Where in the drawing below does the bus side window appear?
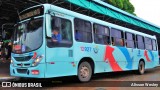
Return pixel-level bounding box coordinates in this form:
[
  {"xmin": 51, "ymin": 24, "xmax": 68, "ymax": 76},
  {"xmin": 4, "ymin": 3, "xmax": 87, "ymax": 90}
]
[
  {"xmin": 111, "ymin": 28, "xmax": 124, "ymax": 47},
  {"xmin": 75, "ymin": 30, "xmax": 81, "ymax": 41},
  {"xmin": 93, "ymin": 23, "xmax": 110, "ymax": 45},
  {"xmin": 152, "ymin": 39, "xmax": 157, "ymax": 51},
  {"xmin": 125, "ymin": 32, "xmax": 135, "ymax": 48},
  {"xmin": 47, "ymin": 16, "xmax": 73, "ymax": 47},
  {"xmin": 145, "ymin": 37, "xmax": 152, "ymax": 50},
  {"xmin": 74, "ymin": 18, "xmax": 92, "ymax": 43},
  {"xmin": 136, "ymin": 35, "xmax": 145, "ymax": 49}
]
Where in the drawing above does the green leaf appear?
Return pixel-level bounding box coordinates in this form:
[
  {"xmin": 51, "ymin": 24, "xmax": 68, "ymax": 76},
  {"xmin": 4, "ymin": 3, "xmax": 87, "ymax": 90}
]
[{"xmin": 104, "ymin": 0, "xmax": 136, "ymax": 15}]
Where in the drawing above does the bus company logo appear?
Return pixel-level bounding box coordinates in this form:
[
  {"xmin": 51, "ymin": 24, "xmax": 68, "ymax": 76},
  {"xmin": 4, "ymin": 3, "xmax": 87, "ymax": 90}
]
[
  {"xmin": 20, "ymin": 63, "xmax": 23, "ymax": 67},
  {"xmin": 93, "ymin": 46, "xmax": 99, "ymax": 54},
  {"xmin": 137, "ymin": 50, "xmax": 141, "ymax": 57}
]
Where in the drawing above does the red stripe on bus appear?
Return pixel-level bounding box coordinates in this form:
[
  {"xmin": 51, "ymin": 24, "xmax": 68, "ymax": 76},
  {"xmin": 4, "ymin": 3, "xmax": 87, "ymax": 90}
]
[
  {"xmin": 104, "ymin": 46, "xmax": 122, "ymax": 71},
  {"xmin": 144, "ymin": 50, "xmax": 151, "ymax": 62}
]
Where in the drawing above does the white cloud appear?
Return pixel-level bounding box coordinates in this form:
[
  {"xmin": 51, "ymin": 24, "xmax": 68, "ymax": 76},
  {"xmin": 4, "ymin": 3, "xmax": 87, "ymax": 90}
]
[{"xmin": 130, "ymin": 0, "xmax": 160, "ymax": 26}]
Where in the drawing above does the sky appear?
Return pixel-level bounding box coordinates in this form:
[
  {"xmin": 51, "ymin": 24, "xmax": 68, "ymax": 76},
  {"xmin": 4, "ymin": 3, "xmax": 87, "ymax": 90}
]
[{"xmin": 130, "ymin": 0, "xmax": 160, "ymax": 27}]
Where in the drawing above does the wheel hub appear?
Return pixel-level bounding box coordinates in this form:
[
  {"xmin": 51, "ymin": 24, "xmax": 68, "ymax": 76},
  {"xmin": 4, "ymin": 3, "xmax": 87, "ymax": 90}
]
[{"xmin": 80, "ymin": 66, "xmax": 89, "ymax": 78}]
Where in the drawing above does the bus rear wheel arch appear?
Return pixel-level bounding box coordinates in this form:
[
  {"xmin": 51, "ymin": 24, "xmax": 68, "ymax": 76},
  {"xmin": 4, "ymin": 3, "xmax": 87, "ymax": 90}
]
[
  {"xmin": 77, "ymin": 58, "xmax": 95, "ymax": 82},
  {"xmin": 138, "ymin": 59, "xmax": 145, "ymax": 75}
]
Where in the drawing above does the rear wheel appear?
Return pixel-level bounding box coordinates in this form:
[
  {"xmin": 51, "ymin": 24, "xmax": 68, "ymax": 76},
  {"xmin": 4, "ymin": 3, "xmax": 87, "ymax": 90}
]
[
  {"xmin": 78, "ymin": 62, "xmax": 92, "ymax": 82},
  {"xmin": 138, "ymin": 61, "xmax": 145, "ymax": 75}
]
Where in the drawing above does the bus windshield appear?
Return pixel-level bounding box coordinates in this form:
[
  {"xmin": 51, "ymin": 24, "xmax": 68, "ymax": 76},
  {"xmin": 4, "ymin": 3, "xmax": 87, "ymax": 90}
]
[{"xmin": 12, "ymin": 17, "xmax": 43, "ymax": 53}]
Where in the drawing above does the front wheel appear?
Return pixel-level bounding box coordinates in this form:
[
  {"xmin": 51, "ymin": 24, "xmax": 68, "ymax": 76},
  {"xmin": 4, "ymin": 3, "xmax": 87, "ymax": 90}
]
[
  {"xmin": 138, "ymin": 61, "xmax": 145, "ymax": 75},
  {"xmin": 78, "ymin": 62, "xmax": 92, "ymax": 82}
]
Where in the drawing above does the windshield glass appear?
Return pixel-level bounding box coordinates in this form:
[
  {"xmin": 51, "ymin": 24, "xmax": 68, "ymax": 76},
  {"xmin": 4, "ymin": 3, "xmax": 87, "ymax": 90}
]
[{"xmin": 12, "ymin": 17, "xmax": 43, "ymax": 53}]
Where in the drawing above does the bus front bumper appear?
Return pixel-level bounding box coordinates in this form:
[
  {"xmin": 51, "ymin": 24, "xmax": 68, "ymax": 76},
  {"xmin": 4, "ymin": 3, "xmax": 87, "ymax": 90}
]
[{"xmin": 10, "ymin": 63, "xmax": 45, "ymax": 78}]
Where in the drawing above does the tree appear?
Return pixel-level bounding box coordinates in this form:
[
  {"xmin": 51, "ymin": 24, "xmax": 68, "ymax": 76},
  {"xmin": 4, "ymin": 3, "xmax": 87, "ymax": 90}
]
[{"xmin": 104, "ymin": 0, "xmax": 136, "ymax": 15}]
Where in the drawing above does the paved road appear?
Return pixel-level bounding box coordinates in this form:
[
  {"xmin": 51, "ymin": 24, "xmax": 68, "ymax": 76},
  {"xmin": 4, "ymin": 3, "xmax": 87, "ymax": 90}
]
[
  {"xmin": 0, "ymin": 62, "xmax": 160, "ymax": 90},
  {"xmin": 0, "ymin": 60, "xmax": 10, "ymax": 77}
]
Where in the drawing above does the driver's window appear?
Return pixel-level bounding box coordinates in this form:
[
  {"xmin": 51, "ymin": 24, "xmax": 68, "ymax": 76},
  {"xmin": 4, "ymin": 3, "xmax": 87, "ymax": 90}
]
[{"xmin": 47, "ymin": 16, "xmax": 73, "ymax": 48}]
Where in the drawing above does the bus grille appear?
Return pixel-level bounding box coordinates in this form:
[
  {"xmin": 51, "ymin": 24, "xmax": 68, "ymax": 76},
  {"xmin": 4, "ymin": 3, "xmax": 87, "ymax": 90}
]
[
  {"xmin": 14, "ymin": 56, "xmax": 32, "ymax": 61},
  {"xmin": 17, "ymin": 63, "xmax": 31, "ymax": 67},
  {"xmin": 17, "ymin": 69, "xmax": 28, "ymax": 74}
]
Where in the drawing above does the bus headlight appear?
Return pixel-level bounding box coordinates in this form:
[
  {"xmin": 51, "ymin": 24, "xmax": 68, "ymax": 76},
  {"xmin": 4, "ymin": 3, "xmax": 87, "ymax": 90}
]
[
  {"xmin": 11, "ymin": 59, "xmax": 14, "ymax": 66},
  {"xmin": 11, "ymin": 59, "xmax": 13, "ymax": 63},
  {"xmin": 32, "ymin": 55, "xmax": 43, "ymax": 66}
]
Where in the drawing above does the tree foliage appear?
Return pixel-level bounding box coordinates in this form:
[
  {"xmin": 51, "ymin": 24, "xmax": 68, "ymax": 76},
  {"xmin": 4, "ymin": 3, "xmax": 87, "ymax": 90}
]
[{"xmin": 104, "ymin": 0, "xmax": 136, "ymax": 15}]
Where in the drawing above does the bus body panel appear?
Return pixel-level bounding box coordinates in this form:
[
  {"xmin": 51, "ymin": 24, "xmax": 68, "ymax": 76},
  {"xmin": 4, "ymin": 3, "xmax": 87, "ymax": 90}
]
[
  {"xmin": 45, "ymin": 47, "xmax": 77, "ymax": 77},
  {"xmin": 74, "ymin": 42, "xmax": 159, "ymax": 74}
]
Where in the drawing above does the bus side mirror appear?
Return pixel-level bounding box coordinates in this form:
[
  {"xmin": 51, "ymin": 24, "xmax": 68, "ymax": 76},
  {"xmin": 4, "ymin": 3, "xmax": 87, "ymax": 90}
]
[
  {"xmin": 46, "ymin": 14, "xmax": 52, "ymax": 37},
  {"xmin": 46, "ymin": 27, "xmax": 52, "ymax": 38}
]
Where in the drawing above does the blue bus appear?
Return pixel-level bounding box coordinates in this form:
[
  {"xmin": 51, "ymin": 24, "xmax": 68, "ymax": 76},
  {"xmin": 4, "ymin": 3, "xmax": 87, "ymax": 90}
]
[{"xmin": 10, "ymin": 4, "xmax": 159, "ymax": 82}]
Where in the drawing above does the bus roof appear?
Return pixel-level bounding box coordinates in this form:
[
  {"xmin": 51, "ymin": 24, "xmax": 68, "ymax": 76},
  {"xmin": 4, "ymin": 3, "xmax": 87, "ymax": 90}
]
[
  {"xmin": 19, "ymin": 4, "xmax": 156, "ymax": 39},
  {"xmin": 47, "ymin": 4, "xmax": 156, "ymax": 39}
]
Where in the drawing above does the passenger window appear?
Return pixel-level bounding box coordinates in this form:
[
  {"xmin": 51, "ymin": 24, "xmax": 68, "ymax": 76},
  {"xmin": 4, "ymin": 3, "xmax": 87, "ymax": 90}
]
[
  {"xmin": 152, "ymin": 39, "xmax": 157, "ymax": 51},
  {"xmin": 94, "ymin": 24, "xmax": 110, "ymax": 45},
  {"xmin": 136, "ymin": 35, "xmax": 145, "ymax": 49},
  {"xmin": 125, "ymin": 32, "xmax": 135, "ymax": 48},
  {"xmin": 111, "ymin": 28, "xmax": 124, "ymax": 46},
  {"xmin": 145, "ymin": 37, "xmax": 152, "ymax": 50},
  {"xmin": 47, "ymin": 16, "xmax": 73, "ymax": 48},
  {"xmin": 74, "ymin": 18, "xmax": 92, "ymax": 43}
]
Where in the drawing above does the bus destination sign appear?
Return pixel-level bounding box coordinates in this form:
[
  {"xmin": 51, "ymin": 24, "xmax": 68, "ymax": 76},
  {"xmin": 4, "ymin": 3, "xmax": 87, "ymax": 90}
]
[{"xmin": 19, "ymin": 6, "xmax": 44, "ymax": 20}]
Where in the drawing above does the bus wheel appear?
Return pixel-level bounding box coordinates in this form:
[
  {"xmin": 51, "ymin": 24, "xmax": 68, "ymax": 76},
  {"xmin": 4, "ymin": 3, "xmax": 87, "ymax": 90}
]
[
  {"xmin": 78, "ymin": 61, "xmax": 92, "ymax": 82},
  {"xmin": 138, "ymin": 61, "xmax": 145, "ymax": 75}
]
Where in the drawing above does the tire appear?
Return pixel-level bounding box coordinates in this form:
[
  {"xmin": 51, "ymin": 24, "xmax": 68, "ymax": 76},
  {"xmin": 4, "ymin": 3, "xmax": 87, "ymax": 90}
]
[
  {"xmin": 78, "ymin": 61, "xmax": 92, "ymax": 82},
  {"xmin": 138, "ymin": 61, "xmax": 145, "ymax": 75}
]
